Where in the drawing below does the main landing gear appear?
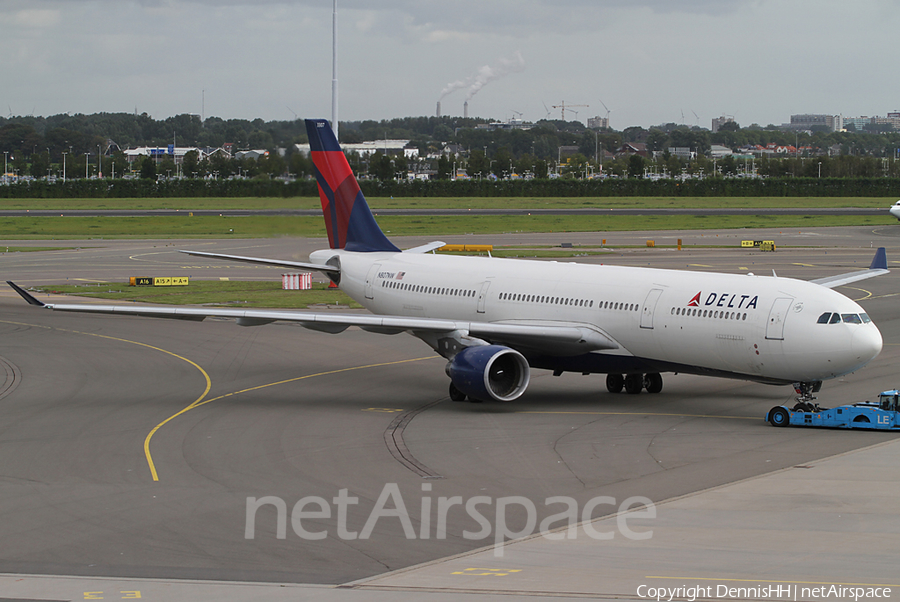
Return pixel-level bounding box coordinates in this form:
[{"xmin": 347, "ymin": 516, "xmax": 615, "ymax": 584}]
[{"xmin": 606, "ymin": 373, "xmax": 663, "ymax": 394}]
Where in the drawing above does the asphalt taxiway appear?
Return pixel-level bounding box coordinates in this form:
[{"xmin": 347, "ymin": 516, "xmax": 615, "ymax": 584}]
[{"xmin": 0, "ymin": 225, "xmax": 898, "ymax": 600}]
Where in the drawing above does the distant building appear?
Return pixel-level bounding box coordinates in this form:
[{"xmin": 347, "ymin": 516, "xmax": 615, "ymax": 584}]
[
  {"xmin": 874, "ymin": 115, "xmax": 900, "ymax": 131},
  {"xmin": 474, "ymin": 119, "xmax": 533, "ymax": 131},
  {"xmin": 711, "ymin": 115, "xmax": 735, "ymax": 133},
  {"xmin": 294, "ymin": 140, "xmax": 418, "ymax": 159},
  {"xmin": 843, "ymin": 117, "xmax": 871, "ymax": 131},
  {"xmin": 786, "ymin": 114, "xmax": 843, "ymax": 132},
  {"xmin": 709, "ymin": 145, "xmax": 733, "ymax": 159},
  {"xmin": 616, "ymin": 143, "xmax": 649, "ymax": 158},
  {"xmin": 587, "ymin": 116, "xmax": 609, "ymax": 129},
  {"xmin": 235, "ymin": 150, "xmax": 269, "ymax": 161},
  {"xmin": 558, "ymin": 146, "xmax": 581, "ymax": 160},
  {"xmin": 668, "ymin": 147, "xmax": 695, "ymax": 159},
  {"xmin": 123, "ymin": 146, "xmax": 206, "ymax": 165}
]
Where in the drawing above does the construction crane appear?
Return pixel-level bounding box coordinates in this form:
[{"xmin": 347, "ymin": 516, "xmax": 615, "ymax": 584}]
[
  {"xmin": 551, "ymin": 101, "xmax": 589, "ymax": 121},
  {"xmin": 599, "ymin": 100, "xmax": 611, "ymax": 128}
]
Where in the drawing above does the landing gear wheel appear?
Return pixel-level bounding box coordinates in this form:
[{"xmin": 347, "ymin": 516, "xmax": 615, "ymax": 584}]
[
  {"xmin": 449, "ymin": 382, "xmax": 467, "ymax": 402},
  {"xmin": 768, "ymin": 406, "xmax": 789, "ymax": 427},
  {"xmin": 644, "ymin": 373, "xmax": 663, "ymax": 394},
  {"xmin": 624, "ymin": 373, "xmax": 643, "ymax": 394},
  {"xmin": 606, "ymin": 373, "xmax": 624, "ymax": 393}
]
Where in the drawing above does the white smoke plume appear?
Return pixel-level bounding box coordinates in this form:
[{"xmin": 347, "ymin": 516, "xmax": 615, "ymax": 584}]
[{"xmin": 440, "ymin": 51, "xmax": 525, "ymax": 102}]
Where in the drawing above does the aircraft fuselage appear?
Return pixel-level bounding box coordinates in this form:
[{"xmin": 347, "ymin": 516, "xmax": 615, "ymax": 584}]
[{"xmin": 315, "ymin": 249, "xmax": 882, "ymax": 386}]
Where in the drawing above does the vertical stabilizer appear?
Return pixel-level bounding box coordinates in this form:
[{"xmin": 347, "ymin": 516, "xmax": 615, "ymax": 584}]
[{"xmin": 305, "ymin": 119, "xmax": 400, "ymax": 252}]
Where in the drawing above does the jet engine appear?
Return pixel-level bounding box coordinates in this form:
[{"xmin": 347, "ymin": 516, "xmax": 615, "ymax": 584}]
[{"xmin": 446, "ymin": 345, "xmax": 530, "ymax": 402}]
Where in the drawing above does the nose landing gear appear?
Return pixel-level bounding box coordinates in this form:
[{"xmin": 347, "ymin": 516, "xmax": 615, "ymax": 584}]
[{"xmin": 791, "ymin": 380, "xmax": 823, "ymax": 412}]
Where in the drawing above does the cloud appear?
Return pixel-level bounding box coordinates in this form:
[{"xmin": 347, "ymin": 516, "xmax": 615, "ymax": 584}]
[{"xmin": 9, "ymin": 8, "xmax": 61, "ymax": 27}]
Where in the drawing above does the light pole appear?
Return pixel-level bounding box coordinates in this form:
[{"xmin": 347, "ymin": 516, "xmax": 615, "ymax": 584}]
[
  {"xmin": 818, "ymin": 162, "xmax": 822, "ymax": 178},
  {"xmin": 98, "ymin": 144, "xmax": 102, "ymax": 178},
  {"xmin": 85, "ymin": 153, "xmax": 89, "ymax": 179},
  {"xmin": 3, "ymin": 151, "xmax": 7, "ymax": 184},
  {"xmin": 62, "ymin": 152, "xmax": 67, "ymax": 182}
]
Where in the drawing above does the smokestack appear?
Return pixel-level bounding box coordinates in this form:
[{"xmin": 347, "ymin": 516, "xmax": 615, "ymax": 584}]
[
  {"xmin": 436, "ymin": 101, "xmax": 441, "ymax": 118},
  {"xmin": 464, "ymin": 100, "xmax": 468, "ymax": 119}
]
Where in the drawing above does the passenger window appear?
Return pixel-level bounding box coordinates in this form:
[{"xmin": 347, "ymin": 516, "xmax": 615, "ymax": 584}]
[
  {"xmin": 829, "ymin": 313, "xmax": 842, "ymax": 324},
  {"xmin": 817, "ymin": 312, "xmax": 831, "ymax": 324}
]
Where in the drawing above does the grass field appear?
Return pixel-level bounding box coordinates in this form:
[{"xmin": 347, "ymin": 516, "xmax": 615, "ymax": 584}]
[
  {"xmin": 0, "ymin": 196, "xmax": 894, "ymax": 239},
  {"xmin": 0, "ymin": 212, "xmax": 892, "ymax": 239},
  {"xmin": 0, "ymin": 196, "xmax": 895, "ymax": 211},
  {"xmin": 31, "ymin": 280, "xmax": 362, "ymax": 309}
]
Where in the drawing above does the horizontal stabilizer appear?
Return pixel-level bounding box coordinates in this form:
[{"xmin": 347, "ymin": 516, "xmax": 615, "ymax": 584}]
[
  {"xmin": 403, "ymin": 241, "xmax": 446, "ymax": 254},
  {"xmin": 179, "ymin": 250, "xmax": 339, "ymax": 275},
  {"xmin": 811, "ymin": 247, "xmax": 889, "ymax": 289}
]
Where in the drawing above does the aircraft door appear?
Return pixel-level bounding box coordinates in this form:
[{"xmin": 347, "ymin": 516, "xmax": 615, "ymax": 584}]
[
  {"xmin": 364, "ymin": 263, "xmax": 381, "ymax": 299},
  {"xmin": 765, "ymin": 297, "xmax": 793, "ymax": 340},
  {"xmin": 477, "ymin": 280, "xmax": 492, "ymax": 313},
  {"xmin": 640, "ymin": 288, "xmax": 664, "ymax": 329}
]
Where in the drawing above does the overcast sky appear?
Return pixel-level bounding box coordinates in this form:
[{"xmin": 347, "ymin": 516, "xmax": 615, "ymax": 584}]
[{"xmin": 2, "ymin": 0, "xmax": 898, "ymax": 130}]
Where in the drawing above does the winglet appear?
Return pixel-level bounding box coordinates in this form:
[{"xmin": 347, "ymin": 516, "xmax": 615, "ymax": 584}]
[
  {"xmin": 7, "ymin": 281, "xmax": 45, "ymax": 307},
  {"xmin": 870, "ymin": 247, "xmax": 888, "ymax": 270}
]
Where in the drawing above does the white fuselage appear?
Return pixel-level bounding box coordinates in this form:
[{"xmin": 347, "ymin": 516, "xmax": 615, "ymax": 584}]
[
  {"xmin": 890, "ymin": 201, "xmax": 900, "ymax": 220},
  {"xmin": 312, "ymin": 249, "xmax": 883, "ymax": 385}
]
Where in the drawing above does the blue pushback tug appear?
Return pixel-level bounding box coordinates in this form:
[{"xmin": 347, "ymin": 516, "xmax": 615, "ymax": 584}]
[{"xmin": 767, "ymin": 389, "xmax": 900, "ymax": 429}]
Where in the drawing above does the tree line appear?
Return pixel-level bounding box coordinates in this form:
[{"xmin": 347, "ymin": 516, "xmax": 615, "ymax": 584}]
[
  {"xmin": 4, "ymin": 112, "xmax": 900, "ymax": 184},
  {"xmin": 4, "ymin": 176, "xmax": 900, "ymax": 199}
]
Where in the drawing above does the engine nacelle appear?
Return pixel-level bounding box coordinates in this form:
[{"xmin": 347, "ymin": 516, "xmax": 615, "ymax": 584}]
[{"xmin": 447, "ymin": 345, "xmax": 530, "ymax": 402}]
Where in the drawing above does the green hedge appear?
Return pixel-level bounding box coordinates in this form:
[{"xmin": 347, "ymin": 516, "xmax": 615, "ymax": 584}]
[{"xmin": 2, "ymin": 176, "xmax": 900, "ymax": 199}]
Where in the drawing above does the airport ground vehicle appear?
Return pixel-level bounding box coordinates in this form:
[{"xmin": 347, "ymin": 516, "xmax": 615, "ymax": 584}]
[{"xmin": 766, "ymin": 389, "xmax": 900, "ymax": 429}]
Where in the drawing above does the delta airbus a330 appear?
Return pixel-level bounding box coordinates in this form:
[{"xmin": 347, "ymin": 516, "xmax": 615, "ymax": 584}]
[{"xmin": 9, "ymin": 119, "xmax": 887, "ymax": 404}]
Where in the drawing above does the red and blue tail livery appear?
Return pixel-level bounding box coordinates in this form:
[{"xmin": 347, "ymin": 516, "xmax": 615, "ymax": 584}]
[{"xmin": 306, "ymin": 119, "xmax": 399, "ymax": 253}]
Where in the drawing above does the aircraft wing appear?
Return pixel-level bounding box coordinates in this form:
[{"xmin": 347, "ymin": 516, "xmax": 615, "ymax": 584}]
[
  {"xmin": 7, "ymin": 282, "xmax": 618, "ymax": 354},
  {"xmin": 178, "ymin": 250, "xmax": 339, "ymax": 275},
  {"xmin": 810, "ymin": 247, "xmax": 888, "ymax": 289}
]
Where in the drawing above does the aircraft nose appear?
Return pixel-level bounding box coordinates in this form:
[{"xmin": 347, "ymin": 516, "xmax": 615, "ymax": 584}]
[{"xmin": 852, "ymin": 325, "xmax": 883, "ymax": 363}]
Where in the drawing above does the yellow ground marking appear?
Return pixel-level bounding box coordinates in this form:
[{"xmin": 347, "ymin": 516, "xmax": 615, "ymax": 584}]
[
  {"xmin": 647, "ymin": 576, "xmax": 900, "ymax": 587},
  {"xmin": 0, "ymin": 317, "xmax": 438, "ymax": 481},
  {"xmin": 843, "ymin": 286, "xmax": 873, "ymax": 301},
  {"xmin": 687, "ymin": 264, "xmax": 713, "ymax": 268},
  {"xmin": 0, "ymin": 318, "xmax": 213, "ymax": 482},
  {"xmin": 451, "ymin": 568, "xmax": 523, "ymax": 576},
  {"xmin": 520, "ymin": 411, "xmax": 757, "ymax": 420},
  {"xmin": 145, "ymin": 355, "xmax": 438, "ymax": 481},
  {"xmin": 792, "ymin": 262, "xmax": 816, "ymax": 267}
]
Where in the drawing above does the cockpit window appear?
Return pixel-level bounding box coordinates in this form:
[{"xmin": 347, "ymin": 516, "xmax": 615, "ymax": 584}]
[{"xmin": 819, "ymin": 312, "xmax": 869, "ymax": 325}]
